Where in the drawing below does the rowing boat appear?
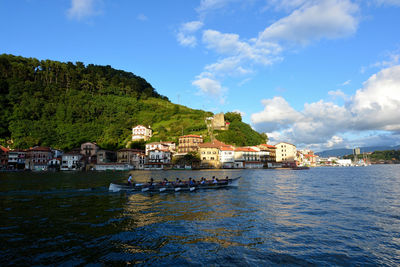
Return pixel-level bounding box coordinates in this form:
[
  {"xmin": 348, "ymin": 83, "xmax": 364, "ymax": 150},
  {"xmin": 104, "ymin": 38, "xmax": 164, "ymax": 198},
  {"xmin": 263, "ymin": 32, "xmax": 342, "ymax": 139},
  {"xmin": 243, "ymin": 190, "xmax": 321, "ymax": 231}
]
[{"xmin": 108, "ymin": 176, "xmax": 241, "ymax": 193}]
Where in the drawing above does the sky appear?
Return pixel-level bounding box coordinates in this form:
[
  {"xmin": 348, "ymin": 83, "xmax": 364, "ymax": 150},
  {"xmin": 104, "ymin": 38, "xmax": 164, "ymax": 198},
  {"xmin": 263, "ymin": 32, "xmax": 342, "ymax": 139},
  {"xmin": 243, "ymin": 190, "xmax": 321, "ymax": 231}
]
[{"xmin": 1, "ymin": 0, "xmax": 400, "ymax": 151}]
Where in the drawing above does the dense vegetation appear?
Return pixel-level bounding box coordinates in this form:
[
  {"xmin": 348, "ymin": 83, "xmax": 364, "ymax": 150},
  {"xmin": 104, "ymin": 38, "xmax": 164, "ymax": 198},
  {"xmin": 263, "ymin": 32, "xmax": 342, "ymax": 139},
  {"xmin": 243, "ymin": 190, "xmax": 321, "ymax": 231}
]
[
  {"xmin": 370, "ymin": 150, "xmax": 400, "ymax": 161},
  {"xmin": 343, "ymin": 150, "xmax": 400, "ymax": 162},
  {"xmin": 216, "ymin": 112, "xmax": 268, "ymax": 146},
  {"xmin": 0, "ymin": 54, "xmax": 266, "ymax": 150}
]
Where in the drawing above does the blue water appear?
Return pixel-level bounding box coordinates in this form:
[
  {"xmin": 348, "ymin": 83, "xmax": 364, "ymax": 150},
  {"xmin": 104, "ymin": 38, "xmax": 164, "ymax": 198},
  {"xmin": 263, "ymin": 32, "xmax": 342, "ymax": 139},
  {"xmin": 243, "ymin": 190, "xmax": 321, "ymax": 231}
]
[{"xmin": 1, "ymin": 165, "xmax": 400, "ymax": 266}]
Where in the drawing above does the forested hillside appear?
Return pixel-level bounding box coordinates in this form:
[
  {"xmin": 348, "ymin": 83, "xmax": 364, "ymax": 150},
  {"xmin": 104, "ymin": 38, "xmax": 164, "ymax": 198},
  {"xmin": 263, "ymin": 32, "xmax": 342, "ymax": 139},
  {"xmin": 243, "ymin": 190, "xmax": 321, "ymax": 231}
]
[{"xmin": 0, "ymin": 54, "xmax": 266, "ymax": 150}]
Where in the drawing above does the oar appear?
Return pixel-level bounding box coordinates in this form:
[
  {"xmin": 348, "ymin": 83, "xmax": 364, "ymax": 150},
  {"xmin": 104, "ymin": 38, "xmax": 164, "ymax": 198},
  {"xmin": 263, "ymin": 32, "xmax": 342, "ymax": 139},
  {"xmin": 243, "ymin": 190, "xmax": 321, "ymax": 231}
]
[
  {"xmin": 190, "ymin": 187, "xmax": 196, "ymax": 191},
  {"xmin": 141, "ymin": 188, "xmax": 149, "ymax": 192},
  {"xmin": 175, "ymin": 187, "xmax": 181, "ymax": 192},
  {"xmin": 159, "ymin": 188, "xmax": 166, "ymax": 192}
]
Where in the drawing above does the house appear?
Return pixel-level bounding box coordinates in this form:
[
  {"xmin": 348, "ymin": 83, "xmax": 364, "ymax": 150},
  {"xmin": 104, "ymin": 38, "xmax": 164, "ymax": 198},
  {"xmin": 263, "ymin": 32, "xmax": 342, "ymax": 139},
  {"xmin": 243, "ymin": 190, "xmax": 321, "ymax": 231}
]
[
  {"xmin": 48, "ymin": 158, "xmax": 61, "ymax": 170},
  {"xmin": 258, "ymin": 144, "xmax": 276, "ymax": 163},
  {"xmin": 178, "ymin": 135, "xmax": 203, "ymax": 154},
  {"xmin": 61, "ymin": 153, "xmax": 84, "ymax": 171},
  {"xmin": 96, "ymin": 150, "xmax": 117, "ymax": 164},
  {"xmin": 117, "ymin": 148, "xmax": 146, "ymax": 170},
  {"xmin": 198, "ymin": 140, "xmax": 226, "ymax": 168},
  {"xmin": 0, "ymin": 146, "xmax": 9, "ymax": 169},
  {"xmin": 25, "ymin": 147, "xmax": 52, "ymax": 171},
  {"xmin": 8, "ymin": 149, "xmax": 27, "ymax": 170},
  {"xmin": 145, "ymin": 149, "xmax": 171, "ymax": 170},
  {"xmin": 80, "ymin": 142, "xmax": 99, "ymax": 164},
  {"xmin": 298, "ymin": 149, "xmax": 317, "ymax": 167},
  {"xmin": 234, "ymin": 147, "xmax": 263, "ymax": 169},
  {"xmin": 275, "ymin": 142, "xmax": 297, "ymax": 167},
  {"xmin": 132, "ymin": 125, "xmax": 152, "ymax": 141},
  {"xmin": 145, "ymin": 142, "xmax": 176, "ymax": 155},
  {"xmin": 219, "ymin": 146, "xmax": 235, "ymax": 168}
]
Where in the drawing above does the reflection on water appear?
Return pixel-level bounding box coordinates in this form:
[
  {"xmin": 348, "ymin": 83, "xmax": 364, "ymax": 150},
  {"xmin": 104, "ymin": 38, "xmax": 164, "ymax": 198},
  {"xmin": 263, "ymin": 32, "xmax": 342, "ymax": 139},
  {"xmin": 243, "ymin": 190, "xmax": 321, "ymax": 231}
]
[{"xmin": 1, "ymin": 166, "xmax": 400, "ymax": 265}]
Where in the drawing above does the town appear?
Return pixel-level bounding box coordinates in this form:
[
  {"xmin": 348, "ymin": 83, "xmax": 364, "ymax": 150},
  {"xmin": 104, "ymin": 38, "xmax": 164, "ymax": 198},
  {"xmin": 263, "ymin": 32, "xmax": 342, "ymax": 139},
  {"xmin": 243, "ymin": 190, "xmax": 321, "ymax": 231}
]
[{"xmin": 0, "ymin": 121, "xmax": 369, "ymax": 171}]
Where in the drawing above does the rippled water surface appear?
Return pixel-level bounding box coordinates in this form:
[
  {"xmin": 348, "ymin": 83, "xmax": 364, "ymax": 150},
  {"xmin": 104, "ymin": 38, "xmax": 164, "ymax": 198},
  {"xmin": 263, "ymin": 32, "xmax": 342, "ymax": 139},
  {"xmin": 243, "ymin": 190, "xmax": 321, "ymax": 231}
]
[{"xmin": 1, "ymin": 165, "xmax": 400, "ymax": 266}]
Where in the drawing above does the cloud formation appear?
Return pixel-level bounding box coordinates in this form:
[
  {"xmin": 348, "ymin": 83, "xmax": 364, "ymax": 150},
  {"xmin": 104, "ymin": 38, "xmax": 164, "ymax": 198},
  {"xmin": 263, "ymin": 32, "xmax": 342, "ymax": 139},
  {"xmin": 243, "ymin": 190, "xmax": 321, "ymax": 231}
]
[
  {"xmin": 251, "ymin": 65, "xmax": 400, "ymax": 148},
  {"xmin": 67, "ymin": 0, "xmax": 101, "ymax": 20},
  {"xmin": 177, "ymin": 21, "xmax": 204, "ymax": 47},
  {"xmin": 260, "ymin": 0, "xmax": 359, "ymax": 44},
  {"xmin": 192, "ymin": 76, "xmax": 227, "ymax": 104},
  {"xmin": 184, "ymin": 0, "xmax": 360, "ymax": 104}
]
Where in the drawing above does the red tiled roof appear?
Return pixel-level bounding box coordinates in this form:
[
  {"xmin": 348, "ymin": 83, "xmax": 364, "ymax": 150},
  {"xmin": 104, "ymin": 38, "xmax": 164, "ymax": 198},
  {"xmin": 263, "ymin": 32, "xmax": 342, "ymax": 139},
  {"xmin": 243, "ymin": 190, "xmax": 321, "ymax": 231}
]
[
  {"xmin": 235, "ymin": 147, "xmax": 257, "ymax": 152},
  {"xmin": 220, "ymin": 146, "xmax": 234, "ymax": 151},
  {"xmin": 198, "ymin": 140, "xmax": 227, "ymax": 149},
  {"xmin": 180, "ymin": 135, "xmax": 202, "ymax": 138}
]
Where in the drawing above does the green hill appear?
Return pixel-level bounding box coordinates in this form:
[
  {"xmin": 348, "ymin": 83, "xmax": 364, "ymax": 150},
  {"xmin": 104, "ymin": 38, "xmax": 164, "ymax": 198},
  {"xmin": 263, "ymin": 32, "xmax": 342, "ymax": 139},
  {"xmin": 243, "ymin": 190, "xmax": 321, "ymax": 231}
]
[{"xmin": 0, "ymin": 54, "xmax": 266, "ymax": 150}]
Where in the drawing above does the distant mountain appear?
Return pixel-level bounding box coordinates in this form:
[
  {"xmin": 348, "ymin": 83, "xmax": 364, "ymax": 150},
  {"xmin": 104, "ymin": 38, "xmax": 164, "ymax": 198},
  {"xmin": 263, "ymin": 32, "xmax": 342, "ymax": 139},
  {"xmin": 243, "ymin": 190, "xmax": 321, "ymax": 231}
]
[{"xmin": 316, "ymin": 145, "xmax": 400, "ymax": 157}]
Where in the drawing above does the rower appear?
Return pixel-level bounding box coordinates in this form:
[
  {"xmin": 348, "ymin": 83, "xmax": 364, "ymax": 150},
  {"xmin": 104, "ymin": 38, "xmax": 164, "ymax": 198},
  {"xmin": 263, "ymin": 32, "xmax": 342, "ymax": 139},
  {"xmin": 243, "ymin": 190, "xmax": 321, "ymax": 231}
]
[
  {"xmin": 200, "ymin": 177, "xmax": 205, "ymax": 184},
  {"xmin": 163, "ymin": 178, "xmax": 169, "ymax": 186},
  {"xmin": 212, "ymin": 177, "xmax": 218, "ymax": 184},
  {"xmin": 127, "ymin": 174, "xmax": 133, "ymax": 186},
  {"xmin": 189, "ymin": 177, "xmax": 195, "ymax": 186}
]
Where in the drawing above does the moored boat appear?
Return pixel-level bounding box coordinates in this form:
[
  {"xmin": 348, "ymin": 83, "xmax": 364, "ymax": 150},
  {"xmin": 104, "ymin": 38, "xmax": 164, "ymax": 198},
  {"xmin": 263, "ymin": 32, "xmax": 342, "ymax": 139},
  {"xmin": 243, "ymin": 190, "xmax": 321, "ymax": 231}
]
[{"xmin": 109, "ymin": 176, "xmax": 241, "ymax": 193}]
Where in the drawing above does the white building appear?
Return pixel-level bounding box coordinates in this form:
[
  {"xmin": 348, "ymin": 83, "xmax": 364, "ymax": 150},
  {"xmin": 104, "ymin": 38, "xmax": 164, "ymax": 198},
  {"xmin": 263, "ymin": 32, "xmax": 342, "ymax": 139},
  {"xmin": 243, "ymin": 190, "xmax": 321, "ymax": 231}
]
[
  {"xmin": 219, "ymin": 146, "xmax": 235, "ymax": 168},
  {"xmin": 275, "ymin": 142, "xmax": 297, "ymax": 167},
  {"xmin": 145, "ymin": 142, "xmax": 176, "ymax": 155},
  {"xmin": 337, "ymin": 159, "xmax": 352, "ymax": 166},
  {"xmin": 132, "ymin": 125, "xmax": 152, "ymax": 141},
  {"xmin": 61, "ymin": 153, "xmax": 84, "ymax": 171},
  {"xmin": 145, "ymin": 149, "xmax": 171, "ymax": 169},
  {"xmin": 234, "ymin": 147, "xmax": 263, "ymax": 169}
]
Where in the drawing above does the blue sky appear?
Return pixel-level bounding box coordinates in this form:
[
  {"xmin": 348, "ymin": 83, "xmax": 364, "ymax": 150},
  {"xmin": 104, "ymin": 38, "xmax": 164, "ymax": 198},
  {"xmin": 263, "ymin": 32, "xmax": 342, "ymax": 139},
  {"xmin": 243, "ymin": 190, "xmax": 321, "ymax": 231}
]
[{"xmin": 1, "ymin": 0, "xmax": 400, "ymax": 151}]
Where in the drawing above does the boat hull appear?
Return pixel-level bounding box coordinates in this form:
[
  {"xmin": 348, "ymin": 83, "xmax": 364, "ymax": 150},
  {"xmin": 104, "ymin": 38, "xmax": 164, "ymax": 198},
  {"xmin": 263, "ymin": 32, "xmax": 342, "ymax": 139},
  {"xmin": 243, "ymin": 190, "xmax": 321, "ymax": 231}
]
[{"xmin": 109, "ymin": 177, "xmax": 241, "ymax": 193}]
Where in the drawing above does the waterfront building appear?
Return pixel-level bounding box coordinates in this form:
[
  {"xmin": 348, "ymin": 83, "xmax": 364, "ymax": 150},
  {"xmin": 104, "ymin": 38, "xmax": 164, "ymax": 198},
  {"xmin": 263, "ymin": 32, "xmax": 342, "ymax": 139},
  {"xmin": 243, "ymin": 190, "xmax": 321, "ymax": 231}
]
[
  {"xmin": 145, "ymin": 149, "xmax": 171, "ymax": 169},
  {"xmin": 48, "ymin": 158, "xmax": 61, "ymax": 170},
  {"xmin": 25, "ymin": 147, "xmax": 52, "ymax": 171},
  {"xmin": 132, "ymin": 125, "xmax": 152, "ymax": 141},
  {"xmin": 8, "ymin": 149, "xmax": 27, "ymax": 170},
  {"xmin": 117, "ymin": 148, "xmax": 146, "ymax": 170},
  {"xmin": 234, "ymin": 147, "xmax": 263, "ymax": 169},
  {"xmin": 61, "ymin": 153, "xmax": 84, "ymax": 171},
  {"xmin": 298, "ymin": 149, "xmax": 317, "ymax": 167},
  {"xmin": 198, "ymin": 141, "xmax": 224, "ymax": 168},
  {"xmin": 80, "ymin": 142, "xmax": 99, "ymax": 164},
  {"xmin": 0, "ymin": 145, "xmax": 9, "ymax": 169},
  {"xmin": 275, "ymin": 142, "xmax": 297, "ymax": 167},
  {"xmin": 96, "ymin": 150, "xmax": 117, "ymax": 164},
  {"xmin": 178, "ymin": 135, "xmax": 203, "ymax": 154},
  {"xmin": 219, "ymin": 146, "xmax": 235, "ymax": 168},
  {"xmin": 145, "ymin": 142, "xmax": 176, "ymax": 155}
]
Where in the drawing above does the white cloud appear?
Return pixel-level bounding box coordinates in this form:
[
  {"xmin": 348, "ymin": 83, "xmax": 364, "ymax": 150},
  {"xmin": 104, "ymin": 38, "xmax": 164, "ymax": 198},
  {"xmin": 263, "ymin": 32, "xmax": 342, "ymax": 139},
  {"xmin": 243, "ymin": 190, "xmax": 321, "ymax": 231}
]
[
  {"xmin": 341, "ymin": 80, "xmax": 351, "ymax": 86},
  {"xmin": 197, "ymin": 0, "xmax": 238, "ymax": 14},
  {"xmin": 325, "ymin": 135, "xmax": 344, "ymax": 148},
  {"xmin": 176, "ymin": 21, "xmax": 204, "ymax": 47},
  {"xmin": 350, "ymin": 65, "xmax": 400, "ymax": 131},
  {"xmin": 251, "ymin": 96, "xmax": 302, "ymax": 131},
  {"xmin": 251, "ymin": 65, "xmax": 400, "ymax": 148},
  {"xmin": 67, "ymin": 0, "xmax": 101, "ymax": 20},
  {"xmin": 260, "ymin": 0, "xmax": 359, "ymax": 44},
  {"xmin": 192, "ymin": 76, "xmax": 227, "ymax": 104},
  {"xmin": 328, "ymin": 89, "xmax": 347, "ymax": 99}
]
